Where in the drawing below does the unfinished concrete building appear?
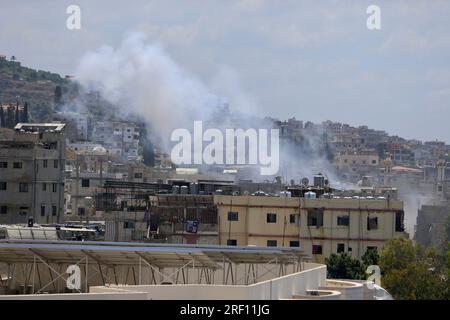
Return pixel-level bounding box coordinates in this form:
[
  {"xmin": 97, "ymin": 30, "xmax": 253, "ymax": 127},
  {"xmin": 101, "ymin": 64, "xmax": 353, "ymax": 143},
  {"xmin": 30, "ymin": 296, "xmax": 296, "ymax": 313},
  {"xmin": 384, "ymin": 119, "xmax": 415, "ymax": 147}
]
[
  {"xmin": 415, "ymin": 203, "xmax": 450, "ymax": 248},
  {"xmin": 148, "ymin": 194, "xmax": 218, "ymax": 245},
  {"xmin": 0, "ymin": 123, "xmax": 66, "ymax": 225}
]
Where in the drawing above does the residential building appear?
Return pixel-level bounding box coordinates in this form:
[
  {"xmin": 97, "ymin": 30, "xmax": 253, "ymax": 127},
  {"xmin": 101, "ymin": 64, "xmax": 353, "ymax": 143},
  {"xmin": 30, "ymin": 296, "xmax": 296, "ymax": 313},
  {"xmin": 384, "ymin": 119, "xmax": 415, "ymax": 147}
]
[
  {"xmin": 415, "ymin": 203, "xmax": 450, "ymax": 248},
  {"xmin": 215, "ymin": 195, "xmax": 407, "ymax": 263},
  {"xmin": 92, "ymin": 121, "xmax": 140, "ymax": 161},
  {"xmin": 0, "ymin": 123, "xmax": 66, "ymax": 224}
]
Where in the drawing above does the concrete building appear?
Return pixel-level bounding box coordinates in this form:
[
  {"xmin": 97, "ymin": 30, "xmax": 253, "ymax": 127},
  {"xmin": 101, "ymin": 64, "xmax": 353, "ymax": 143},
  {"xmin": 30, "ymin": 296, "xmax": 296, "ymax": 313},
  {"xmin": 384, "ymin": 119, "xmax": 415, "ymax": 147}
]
[
  {"xmin": 92, "ymin": 121, "xmax": 140, "ymax": 162},
  {"xmin": 0, "ymin": 123, "xmax": 66, "ymax": 224},
  {"xmin": 334, "ymin": 150, "xmax": 379, "ymax": 181},
  {"xmin": 415, "ymin": 203, "xmax": 450, "ymax": 248},
  {"xmin": 54, "ymin": 112, "xmax": 88, "ymax": 142},
  {"xmin": 215, "ymin": 195, "xmax": 407, "ymax": 262}
]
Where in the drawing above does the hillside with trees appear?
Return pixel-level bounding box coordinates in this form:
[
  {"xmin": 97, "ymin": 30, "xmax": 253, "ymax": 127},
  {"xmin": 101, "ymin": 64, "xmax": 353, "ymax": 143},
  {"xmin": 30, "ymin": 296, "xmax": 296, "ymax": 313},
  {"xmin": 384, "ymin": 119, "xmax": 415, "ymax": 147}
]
[{"xmin": 0, "ymin": 55, "xmax": 69, "ymax": 123}]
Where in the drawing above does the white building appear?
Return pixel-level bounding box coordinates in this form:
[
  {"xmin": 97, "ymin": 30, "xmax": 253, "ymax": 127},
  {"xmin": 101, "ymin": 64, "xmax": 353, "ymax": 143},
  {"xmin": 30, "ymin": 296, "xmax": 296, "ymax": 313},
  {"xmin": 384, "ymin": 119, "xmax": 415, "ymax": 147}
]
[{"xmin": 92, "ymin": 121, "xmax": 140, "ymax": 161}]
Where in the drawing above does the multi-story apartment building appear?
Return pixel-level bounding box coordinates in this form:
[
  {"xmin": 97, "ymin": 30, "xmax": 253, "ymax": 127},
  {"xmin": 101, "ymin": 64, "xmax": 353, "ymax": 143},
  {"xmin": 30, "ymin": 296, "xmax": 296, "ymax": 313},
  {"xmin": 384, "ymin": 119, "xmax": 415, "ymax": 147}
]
[
  {"xmin": 334, "ymin": 150, "xmax": 380, "ymax": 181},
  {"xmin": 92, "ymin": 121, "xmax": 140, "ymax": 161},
  {"xmin": 102, "ymin": 190, "xmax": 407, "ymax": 263},
  {"xmin": 215, "ymin": 195, "xmax": 407, "ymax": 263},
  {"xmin": 54, "ymin": 111, "xmax": 88, "ymax": 142},
  {"xmin": 0, "ymin": 123, "xmax": 66, "ymax": 224}
]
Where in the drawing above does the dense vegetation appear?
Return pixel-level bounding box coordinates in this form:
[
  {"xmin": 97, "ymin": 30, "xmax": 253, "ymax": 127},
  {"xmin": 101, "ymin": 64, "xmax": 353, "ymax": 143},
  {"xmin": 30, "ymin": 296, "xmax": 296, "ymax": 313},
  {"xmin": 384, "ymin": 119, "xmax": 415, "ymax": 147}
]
[
  {"xmin": 0, "ymin": 57, "xmax": 67, "ymax": 84},
  {"xmin": 326, "ymin": 237, "xmax": 450, "ymax": 300}
]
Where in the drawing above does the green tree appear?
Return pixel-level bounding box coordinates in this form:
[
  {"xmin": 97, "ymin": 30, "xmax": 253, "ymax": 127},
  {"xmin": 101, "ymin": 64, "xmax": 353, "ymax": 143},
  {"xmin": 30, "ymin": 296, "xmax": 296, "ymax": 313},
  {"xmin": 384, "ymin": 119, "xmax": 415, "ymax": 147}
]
[
  {"xmin": 325, "ymin": 253, "xmax": 365, "ymax": 280},
  {"xmin": 14, "ymin": 103, "xmax": 19, "ymax": 125},
  {"xmin": 362, "ymin": 247, "xmax": 380, "ymax": 269},
  {"xmin": 21, "ymin": 102, "xmax": 29, "ymax": 122},
  {"xmin": 379, "ymin": 238, "xmax": 448, "ymax": 300},
  {"xmin": 0, "ymin": 107, "xmax": 4, "ymax": 127}
]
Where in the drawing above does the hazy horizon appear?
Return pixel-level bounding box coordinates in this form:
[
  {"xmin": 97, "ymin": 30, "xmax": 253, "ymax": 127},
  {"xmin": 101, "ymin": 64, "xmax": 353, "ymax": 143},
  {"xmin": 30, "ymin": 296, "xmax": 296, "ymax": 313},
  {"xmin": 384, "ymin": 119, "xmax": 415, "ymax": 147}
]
[{"xmin": 1, "ymin": 0, "xmax": 449, "ymax": 142}]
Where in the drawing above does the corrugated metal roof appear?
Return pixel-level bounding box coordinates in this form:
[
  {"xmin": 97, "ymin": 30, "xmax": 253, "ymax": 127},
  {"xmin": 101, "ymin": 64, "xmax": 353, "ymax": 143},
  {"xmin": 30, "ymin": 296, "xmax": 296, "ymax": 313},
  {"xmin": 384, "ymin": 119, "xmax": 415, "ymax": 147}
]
[{"xmin": 0, "ymin": 240, "xmax": 307, "ymax": 269}]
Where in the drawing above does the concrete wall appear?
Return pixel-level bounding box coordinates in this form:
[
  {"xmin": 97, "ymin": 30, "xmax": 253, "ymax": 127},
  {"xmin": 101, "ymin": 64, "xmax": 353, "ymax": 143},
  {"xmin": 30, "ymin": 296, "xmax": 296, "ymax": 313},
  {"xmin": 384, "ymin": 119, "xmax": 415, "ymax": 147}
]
[
  {"xmin": 0, "ymin": 291, "xmax": 147, "ymax": 300},
  {"xmin": 320, "ymin": 279, "xmax": 364, "ymax": 300},
  {"xmin": 89, "ymin": 263, "xmax": 327, "ymax": 300}
]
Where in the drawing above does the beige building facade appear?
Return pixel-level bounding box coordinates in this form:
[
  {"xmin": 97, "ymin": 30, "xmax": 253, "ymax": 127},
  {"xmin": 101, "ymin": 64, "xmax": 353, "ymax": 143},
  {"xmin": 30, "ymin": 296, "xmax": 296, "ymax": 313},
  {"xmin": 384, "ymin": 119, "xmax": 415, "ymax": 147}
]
[{"xmin": 215, "ymin": 195, "xmax": 407, "ymax": 262}]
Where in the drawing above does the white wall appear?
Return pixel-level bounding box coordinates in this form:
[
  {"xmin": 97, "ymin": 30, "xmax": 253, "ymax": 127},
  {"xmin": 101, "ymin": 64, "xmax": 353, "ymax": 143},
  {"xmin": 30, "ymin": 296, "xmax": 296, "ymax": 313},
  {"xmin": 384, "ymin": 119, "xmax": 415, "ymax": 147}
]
[{"xmin": 90, "ymin": 263, "xmax": 327, "ymax": 300}]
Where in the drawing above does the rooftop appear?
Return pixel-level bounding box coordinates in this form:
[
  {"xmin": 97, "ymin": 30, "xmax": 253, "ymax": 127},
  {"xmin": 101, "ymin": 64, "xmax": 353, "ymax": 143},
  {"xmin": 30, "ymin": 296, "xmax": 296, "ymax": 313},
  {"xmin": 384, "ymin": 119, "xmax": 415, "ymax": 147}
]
[{"xmin": 14, "ymin": 123, "xmax": 66, "ymax": 133}]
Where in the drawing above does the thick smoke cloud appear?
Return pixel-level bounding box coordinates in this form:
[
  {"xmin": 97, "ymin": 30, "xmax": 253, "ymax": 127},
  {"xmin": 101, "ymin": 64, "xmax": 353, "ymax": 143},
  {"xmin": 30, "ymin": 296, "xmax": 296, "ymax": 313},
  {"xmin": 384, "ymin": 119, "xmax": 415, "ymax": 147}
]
[
  {"xmin": 73, "ymin": 32, "xmax": 343, "ymax": 184},
  {"xmin": 75, "ymin": 32, "xmax": 219, "ymax": 149}
]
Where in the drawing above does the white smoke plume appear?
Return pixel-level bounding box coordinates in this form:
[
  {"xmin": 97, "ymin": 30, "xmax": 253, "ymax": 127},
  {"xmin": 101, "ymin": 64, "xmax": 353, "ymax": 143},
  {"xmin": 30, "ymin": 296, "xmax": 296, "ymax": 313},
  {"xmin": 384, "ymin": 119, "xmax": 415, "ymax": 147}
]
[
  {"xmin": 73, "ymin": 32, "xmax": 344, "ymax": 184},
  {"xmin": 75, "ymin": 32, "xmax": 219, "ymax": 149}
]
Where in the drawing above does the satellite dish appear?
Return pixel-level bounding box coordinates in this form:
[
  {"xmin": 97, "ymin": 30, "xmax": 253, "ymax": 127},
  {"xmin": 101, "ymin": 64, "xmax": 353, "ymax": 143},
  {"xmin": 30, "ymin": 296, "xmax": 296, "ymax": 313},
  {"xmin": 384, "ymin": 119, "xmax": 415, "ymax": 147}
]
[{"xmin": 301, "ymin": 177, "xmax": 309, "ymax": 186}]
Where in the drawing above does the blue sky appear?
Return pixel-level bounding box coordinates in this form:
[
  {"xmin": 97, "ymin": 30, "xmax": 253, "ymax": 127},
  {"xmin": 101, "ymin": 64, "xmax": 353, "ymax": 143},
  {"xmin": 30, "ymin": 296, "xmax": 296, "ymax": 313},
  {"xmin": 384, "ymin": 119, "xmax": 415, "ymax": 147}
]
[{"xmin": 1, "ymin": 0, "xmax": 449, "ymax": 142}]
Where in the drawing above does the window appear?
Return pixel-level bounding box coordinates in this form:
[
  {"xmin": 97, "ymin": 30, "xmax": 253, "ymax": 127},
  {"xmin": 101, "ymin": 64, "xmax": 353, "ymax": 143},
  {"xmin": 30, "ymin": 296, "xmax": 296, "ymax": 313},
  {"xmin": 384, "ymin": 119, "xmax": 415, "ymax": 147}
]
[
  {"xmin": 337, "ymin": 243, "xmax": 345, "ymax": 253},
  {"xmin": 19, "ymin": 183, "xmax": 28, "ymax": 192},
  {"xmin": 0, "ymin": 182, "xmax": 6, "ymax": 190},
  {"xmin": 19, "ymin": 207, "xmax": 28, "ymax": 216},
  {"xmin": 312, "ymin": 245, "xmax": 322, "ymax": 255},
  {"xmin": 42, "ymin": 183, "xmax": 47, "ymax": 191},
  {"xmin": 54, "ymin": 160, "xmax": 58, "ymax": 168},
  {"xmin": 81, "ymin": 179, "xmax": 90, "ymax": 188},
  {"xmin": 134, "ymin": 173, "xmax": 143, "ymax": 179},
  {"xmin": 307, "ymin": 209, "xmax": 324, "ymax": 227},
  {"xmin": 78, "ymin": 207, "xmax": 85, "ymax": 216},
  {"xmin": 52, "ymin": 183, "xmax": 57, "ymax": 193},
  {"xmin": 40, "ymin": 205, "xmax": 46, "ymax": 217},
  {"xmin": 52, "ymin": 206, "xmax": 57, "ymax": 216},
  {"xmin": 367, "ymin": 216, "xmax": 378, "ymax": 230},
  {"xmin": 289, "ymin": 241, "xmax": 300, "ymax": 247},
  {"xmin": 395, "ymin": 211, "xmax": 405, "ymax": 232},
  {"xmin": 227, "ymin": 239, "xmax": 237, "ymax": 246},
  {"xmin": 13, "ymin": 162, "xmax": 23, "ymax": 169},
  {"xmin": 290, "ymin": 214, "xmax": 299, "ymax": 224},
  {"xmin": 43, "ymin": 160, "xmax": 48, "ymax": 168},
  {"xmin": 372, "ymin": 160, "xmax": 377, "ymax": 164},
  {"xmin": 228, "ymin": 211, "xmax": 238, "ymax": 221},
  {"xmin": 0, "ymin": 206, "xmax": 7, "ymax": 214},
  {"xmin": 124, "ymin": 221, "xmax": 135, "ymax": 229},
  {"xmin": 266, "ymin": 213, "xmax": 277, "ymax": 223},
  {"xmin": 0, "ymin": 162, "xmax": 7, "ymax": 168},
  {"xmin": 337, "ymin": 215, "xmax": 350, "ymax": 226},
  {"xmin": 267, "ymin": 240, "xmax": 277, "ymax": 247}
]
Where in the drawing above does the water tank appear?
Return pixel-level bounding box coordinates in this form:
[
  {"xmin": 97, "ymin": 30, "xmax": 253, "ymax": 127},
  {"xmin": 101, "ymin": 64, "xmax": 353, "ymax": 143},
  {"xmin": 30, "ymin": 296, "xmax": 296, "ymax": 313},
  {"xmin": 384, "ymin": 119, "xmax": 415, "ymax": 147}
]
[
  {"xmin": 172, "ymin": 185, "xmax": 180, "ymax": 194},
  {"xmin": 189, "ymin": 183, "xmax": 199, "ymax": 195},
  {"xmin": 314, "ymin": 174, "xmax": 325, "ymax": 187},
  {"xmin": 279, "ymin": 191, "xmax": 292, "ymax": 198},
  {"xmin": 305, "ymin": 191, "xmax": 317, "ymax": 199},
  {"xmin": 180, "ymin": 186, "xmax": 189, "ymax": 194}
]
